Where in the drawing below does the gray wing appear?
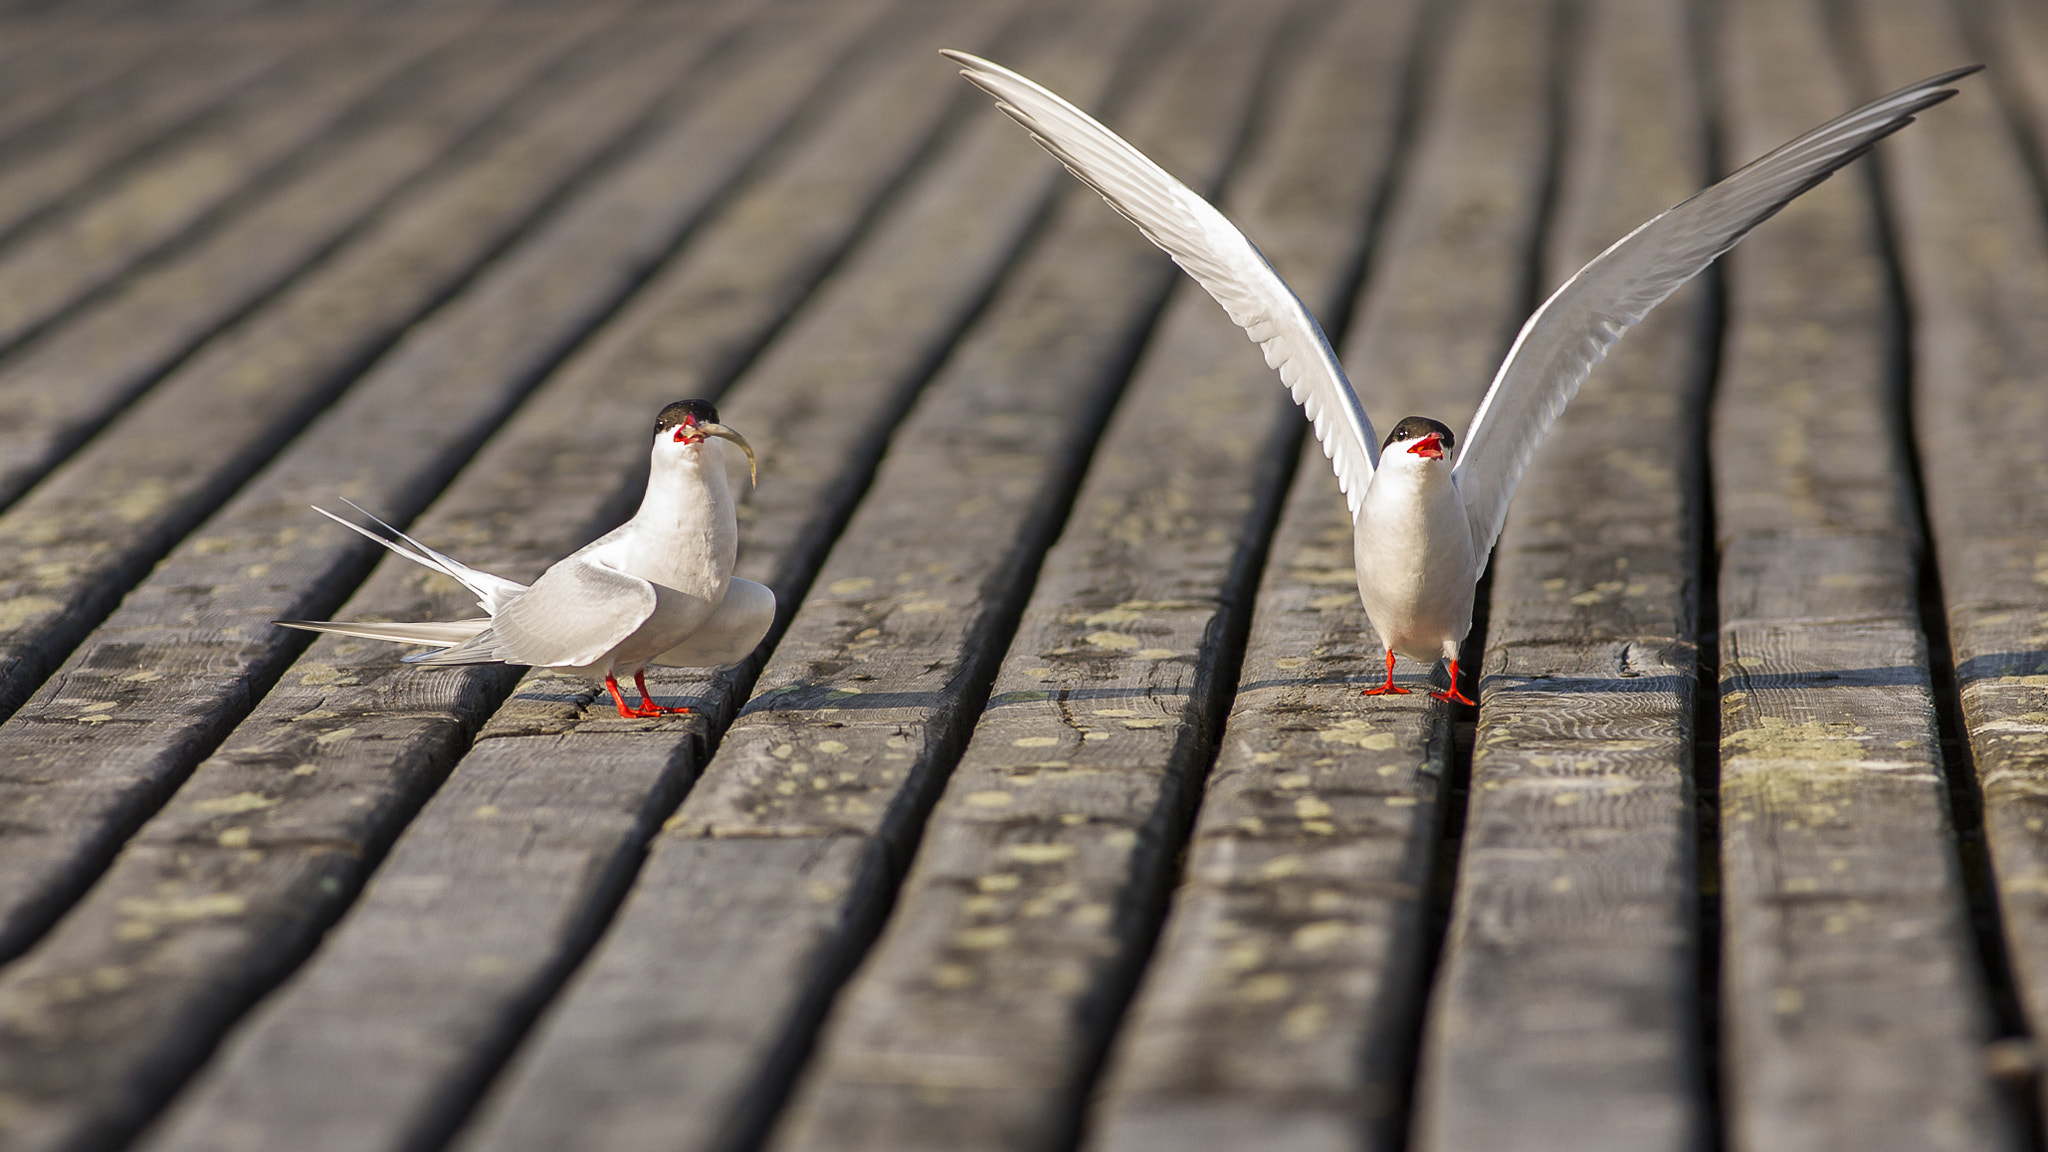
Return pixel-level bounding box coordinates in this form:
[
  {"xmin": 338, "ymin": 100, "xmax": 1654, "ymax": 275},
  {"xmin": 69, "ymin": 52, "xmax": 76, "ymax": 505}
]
[
  {"xmin": 648, "ymin": 577, "xmax": 776, "ymax": 668},
  {"xmin": 1454, "ymin": 66, "xmax": 1977, "ymax": 571},
  {"xmin": 946, "ymin": 50, "xmax": 1380, "ymax": 514},
  {"xmin": 412, "ymin": 555, "xmax": 656, "ymax": 669}
]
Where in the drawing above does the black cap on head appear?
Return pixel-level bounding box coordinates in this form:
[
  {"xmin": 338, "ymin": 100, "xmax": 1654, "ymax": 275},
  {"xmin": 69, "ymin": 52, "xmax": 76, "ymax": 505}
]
[
  {"xmin": 1383, "ymin": 416, "xmax": 1454, "ymax": 452},
  {"xmin": 655, "ymin": 399, "xmax": 720, "ymax": 434}
]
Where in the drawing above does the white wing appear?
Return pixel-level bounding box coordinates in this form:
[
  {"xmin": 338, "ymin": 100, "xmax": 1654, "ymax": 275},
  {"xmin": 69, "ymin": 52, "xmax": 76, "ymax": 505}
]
[
  {"xmin": 945, "ymin": 50, "xmax": 1381, "ymax": 514},
  {"xmin": 412, "ymin": 555, "xmax": 655, "ymax": 669},
  {"xmin": 1455, "ymin": 66, "xmax": 1976, "ymax": 570}
]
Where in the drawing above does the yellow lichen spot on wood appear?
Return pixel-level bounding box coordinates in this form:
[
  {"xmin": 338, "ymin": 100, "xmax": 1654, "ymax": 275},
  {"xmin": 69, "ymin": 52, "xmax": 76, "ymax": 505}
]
[
  {"xmin": 1281, "ymin": 1002, "xmax": 1327, "ymax": 1040},
  {"xmin": 0, "ymin": 595, "xmax": 59, "ymax": 631},
  {"xmin": 1252, "ymin": 751, "xmax": 1283, "ymax": 765},
  {"xmin": 1005, "ymin": 843, "xmax": 1075, "ymax": 864},
  {"xmin": 963, "ymin": 791, "xmax": 1012, "ymax": 808},
  {"xmin": 1094, "ymin": 709, "xmax": 1136, "ymax": 717},
  {"xmin": 216, "ymin": 828, "xmax": 252, "ymax": 849},
  {"xmin": 960, "ymin": 895, "xmax": 1003, "ymax": 916},
  {"xmin": 816, "ymin": 740, "xmax": 848, "ymax": 755},
  {"xmin": 1083, "ymin": 607, "xmax": 1143, "ymax": 626},
  {"xmin": 1386, "ymin": 796, "xmax": 1417, "ymax": 807},
  {"xmin": 1824, "ymin": 914, "xmax": 1849, "ymax": 934},
  {"xmin": 952, "ymin": 926, "xmax": 1013, "ymax": 950},
  {"xmin": 1084, "ymin": 631, "xmax": 1140, "ymax": 650},
  {"xmin": 116, "ymin": 893, "xmax": 247, "ymax": 921},
  {"xmin": 1135, "ymin": 648, "xmax": 1177, "ymax": 660},
  {"xmin": 1569, "ymin": 590, "xmax": 1604, "ymax": 606},
  {"xmin": 1784, "ymin": 876, "xmax": 1819, "ymax": 893},
  {"xmin": 193, "ymin": 792, "xmax": 276, "ymax": 816},
  {"xmin": 978, "ymin": 873, "xmax": 1021, "ymax": 893},
  {"xmin": 1239, "ymin": 973, "xmax": 1293, "ymax": 1002},
  {"xmin": 119, "ymin": 670, "xmax": 162, "ymax": 683},
  {"xmin": 1550, "ymin": 875, "xmax": 1573, "ymax": 894},
  {"xmin": 473, "ymin": 805, "xmax": 501, "ymax": 819},
  {"xmin": 827, "ymin": 577, "xmax": 874, "ymax": 595},
  {"xmin": 1071, "ymin": 903, "xmax": 1110, "ymax": 927},
  {"xmin": 1303, "ymin": 821, "xmax": 1336, "ymax": 835},
  {"xmin": 1122, "ymin": 718, "xmax": 1168, "ymax": 729},
  {"xmin": 1829, "ymin": 858, "xmax": 1848, "ymax": 873},
  {"xmin": 931, "ymin": 964, "xmax": 975, "ymax": 990},
  {"xmin": 853, "ymin": 628, "xmax": 880, "ymax": 641},
  {"xmin": 1273, "ymin": 657, "xmax": 1307, "ymax": 670},
  {"xmin": 1292, "ymin": 921, "xmax": 1350, "ymax": 951},
  {"xmin": 314, "ymin": 727, "xmax": 356, "ymax": 746},
  {"xmin": 1294, "ymin": 796, "xmax": 1333, "ymax": 820},
  {"xmin": 807, "ymin": 880, "xmax": 844, "ymax": 903},
  {"xmin": 900, "ymin": 600, "xmax": 948, "ymax": 613},
  {"xmin": 2004, "ymin": 874, "xmax": 2048, "ymax": 896},
  {"xmin": 291, "ymin": 763, "xmax": 318, "ymax": 776},
  {"xmin": 2029, "ymin": 817, "xmax": 2046, "ymax": 832},
  {"xmin": 1259, "ymin": 855, "xmax": 1304, "ymax": 880},
  {"xmin": 1553, "ymin": 793, "xmax": 1580, "ymax": 807},
  {"xmin": 775, "ymin": 781, "xmax": 798, "ymax": 795},
  {"xmin": 1774, "ymin": 987, "xmax": 1804, "ymax": 1015},
  {"xmin": 1311, "ymin": 595, "xmax": 1355, "ymax": 610},
  {"xmin": 1223, "ymin": 943, "xmax": 1264, "ymax": 972},
  {"xmin": 111, "ymin": 478, "xmax": 171, "ymax": 523},
  {"xmin": 1013, "ymin": 736, "xmax": 1059, "ymax": 748},
  {"xmin": 1276, "ymin": 773, "xmax": 1311, "ymax": 790}
]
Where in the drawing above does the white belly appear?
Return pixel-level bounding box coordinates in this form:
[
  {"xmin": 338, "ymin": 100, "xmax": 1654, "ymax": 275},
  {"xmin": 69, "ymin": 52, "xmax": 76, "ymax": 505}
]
[{"xmin": 1351, "ymin": 470, "xmax": 1476, "ymax": 663}]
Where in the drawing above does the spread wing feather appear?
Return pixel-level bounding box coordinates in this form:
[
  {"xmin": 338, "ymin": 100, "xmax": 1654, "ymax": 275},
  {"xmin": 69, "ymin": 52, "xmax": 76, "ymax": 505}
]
[
  {"xmin": 1454, "ymin": 66, "xmax": 1977, "ymax": 571},
  {"xmin": 945, "ymin": 50, "xmax": 1381, "ymax": 514}
]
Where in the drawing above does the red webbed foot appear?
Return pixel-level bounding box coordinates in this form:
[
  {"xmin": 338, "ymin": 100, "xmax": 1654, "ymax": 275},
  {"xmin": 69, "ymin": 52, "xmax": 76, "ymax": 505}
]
[
  {"xmin": 633, "ymin": 669, "xmax": 691, "ymax": 715},
  {"xmin": 1361, "ymin": 649, "xmax": 1410, "ymax": 697},
  {"xmin": 1429, "ymin": 659, "xmax": 1478, "ymax": 706}
]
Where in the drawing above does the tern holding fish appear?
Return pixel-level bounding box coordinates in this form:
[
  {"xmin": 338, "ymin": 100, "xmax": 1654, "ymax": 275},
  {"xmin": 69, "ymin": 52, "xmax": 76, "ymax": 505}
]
[
  {"xmin": 946, "ymin": 50, "xmax": 1975, "ymax": 704},
  {"xmin": 277, "ymin": 400, "xmax": 775, "ymax": 719}
]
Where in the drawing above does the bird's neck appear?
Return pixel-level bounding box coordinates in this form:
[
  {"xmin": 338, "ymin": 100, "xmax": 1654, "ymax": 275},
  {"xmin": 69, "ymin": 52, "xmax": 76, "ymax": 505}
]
[{"xmin": 620, "ymin": 449, "xmax": 737, "ymax": 592}]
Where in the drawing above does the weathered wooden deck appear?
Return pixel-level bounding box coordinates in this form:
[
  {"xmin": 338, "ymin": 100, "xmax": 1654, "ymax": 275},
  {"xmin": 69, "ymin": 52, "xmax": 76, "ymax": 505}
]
[{"xmin": 0, "ymin": 0, "xmax": 2044, "ymax": 1149}]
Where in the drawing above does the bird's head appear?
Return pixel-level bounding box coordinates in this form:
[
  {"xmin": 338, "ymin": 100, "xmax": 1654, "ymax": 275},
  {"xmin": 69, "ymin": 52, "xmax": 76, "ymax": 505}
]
[
  {"xmin": 653, "ymin": 399, "xmax": 756, "ymax": 485},
  {"xmin": 1382, "ymin": 416, "xmax": 1454, "ymax": 467}
]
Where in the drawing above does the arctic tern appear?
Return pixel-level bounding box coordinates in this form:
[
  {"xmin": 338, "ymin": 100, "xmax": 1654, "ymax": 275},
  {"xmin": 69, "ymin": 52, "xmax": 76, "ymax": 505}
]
[
  {"xmin": 277, "ymin": 400, "xmax": 776, "ymax": 719},
  {"xmin": 946, "ymin": 50, "xmax": 1975, "ymax": 704}
]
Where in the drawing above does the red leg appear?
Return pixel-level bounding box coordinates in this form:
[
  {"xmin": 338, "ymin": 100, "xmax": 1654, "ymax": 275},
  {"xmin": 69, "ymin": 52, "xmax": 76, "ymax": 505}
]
[
  {"xmin": 633, "ymin": 668, "xmax": 690, "ymax": 715},
  {"xmin": 604, "ymin": 673, "xmax": 653, "ymax": 718},
  {"xmin": 1429, "ymin": 658, "xmax": 1478, "ymax": 706},
  {"xmin": 1361, "ymin": 649, "xmax": 1410, "ymax": 696}
]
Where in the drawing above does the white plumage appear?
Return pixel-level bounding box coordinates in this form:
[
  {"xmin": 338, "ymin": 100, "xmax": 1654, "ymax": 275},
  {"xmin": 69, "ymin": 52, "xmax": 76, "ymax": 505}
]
[
  {"xmin": 947, "ymin": 49, "xmax": 1974, "ymax": 703},
  {"xmin": 278, "ymin": 400, "xmax": 775, "ymax": 718}
]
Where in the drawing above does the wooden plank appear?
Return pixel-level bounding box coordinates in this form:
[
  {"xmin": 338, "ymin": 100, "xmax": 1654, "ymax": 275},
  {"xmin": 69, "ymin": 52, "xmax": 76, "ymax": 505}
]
[
  {"xmin": 1848, "ymin": 0, "xmax": 2048, "ymax": 1121},
  {"xmin": 0, "ymin": 10, "xmax": 614, "ymax": 512},
  {"xmin": 0, "ymin": 20, "xmax": 292, "ymax": 245},
  {"xmin": 1406, "ymin": 0, "xmax": 1710, "ymax": 1147},
  {"xmin": 1085, "ymin": 0, "xmax": 1558, "ymax": 1147},
  {"xmin": 767, "ymin": 3, "xmax": 1422, "ymax": 1150},
  {"xmin": 1710, "ymin": 1, "xmax": 2011, "ymax": 1148},
  {"xmin": 446, "ymin": 6, "xmax": 1304, "ymax": 1150},
  {"xmin": 0, "ymin": 0, "xmax": 847, "ymax": 969},
  {"xmin": 127, "ymin": 6, "xmax": 1047, "ymax": 1152},
  {"xmin": 0, "ymin": 3, "xmax": 717, "ymax": 728},
  {"xmin": 0, "ymin": 20, "xmax": 448, "ymax": 355},
  {"xmin": 0, "ymin": 2, "xmax": 934, "ymax": 1147}
]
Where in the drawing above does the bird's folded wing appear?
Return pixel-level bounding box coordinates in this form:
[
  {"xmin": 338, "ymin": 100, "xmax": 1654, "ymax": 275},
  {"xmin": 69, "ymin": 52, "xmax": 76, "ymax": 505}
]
[
  {"xmin": 1454, "ymin": 66, "xmax": 1977, "ymax": 572},
  {"xmin": 945, "ymin": 50, "xmax": 1380, "ymax": 515},
  {"xmin": 648, "ymin": 577, "xmax": 776, "ymax": 668},
  {"xmin": 469, "ymin": 556, "xmax": 657, "ymax": 669}
]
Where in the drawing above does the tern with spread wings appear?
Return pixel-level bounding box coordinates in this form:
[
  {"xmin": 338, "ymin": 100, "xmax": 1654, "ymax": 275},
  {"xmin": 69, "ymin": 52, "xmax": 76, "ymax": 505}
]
[
  {"xmin": 277, "ymin": 400, "xmax": 775, "ymax": 719},
  {"xmin": 947, "ymin": 50, "xmax": 1975, "ymax": 704}
]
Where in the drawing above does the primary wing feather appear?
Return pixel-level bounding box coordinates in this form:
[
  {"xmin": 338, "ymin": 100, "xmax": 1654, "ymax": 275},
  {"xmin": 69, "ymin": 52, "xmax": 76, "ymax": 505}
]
[
  {"xmin": 1454, "ymin": 66, "xmax": 1977, "ymax": 571},
  {"xmin": 945, "ymin": 50, "xmax": 1381, "ymax": 513}
]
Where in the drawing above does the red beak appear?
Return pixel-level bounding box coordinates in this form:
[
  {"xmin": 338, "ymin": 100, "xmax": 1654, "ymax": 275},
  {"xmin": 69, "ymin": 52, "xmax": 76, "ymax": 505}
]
[
  {"xmin": 673, "ymin": 414, "xmax": 699, "ymax": 443},
  {"xmin": 1407, "ymin": 432, "xmax": 1444, "ymax": 460}
]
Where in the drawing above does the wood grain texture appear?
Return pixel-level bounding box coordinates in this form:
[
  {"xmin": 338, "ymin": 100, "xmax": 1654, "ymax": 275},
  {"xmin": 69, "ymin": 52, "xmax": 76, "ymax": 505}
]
[
  {"xmin": 1089, "ymin": 0, "xmax": 1558, "ymax": 1146},
  {"xmin": 769, "ymin": 2, "xmax": 1424, "ymax": 1149},
  {"xmin": 0, "ymin": 3, "xmax": 721, "ymax": 725},
  {"xmin": 1711, "ymin": 1, "xmax": 2010, "ymax": 1148},
  {"xmin": 1849, "ymin": 0, "xmax": 2048, "ymax": 1121},
  {"xmin": 449, "ymin": 5, "xmax": 1297, "ymax": 1149},
  {"xmin": 0, "ymin": 10, "xmax": 611, "ymax": 512},
  {"xmin": 1409, "ymin": 0, "xmax": 1709, "ymax": 1147}
]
